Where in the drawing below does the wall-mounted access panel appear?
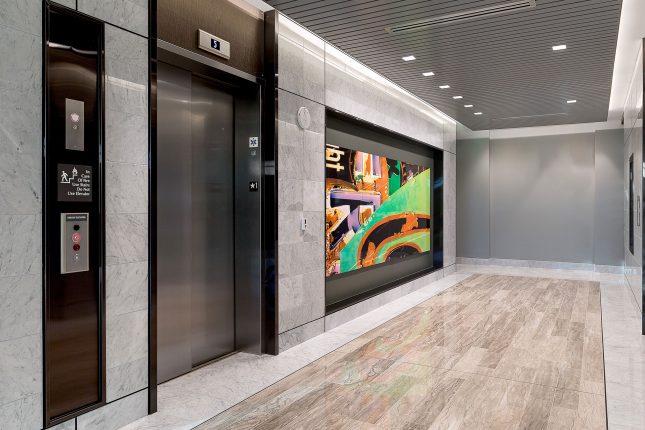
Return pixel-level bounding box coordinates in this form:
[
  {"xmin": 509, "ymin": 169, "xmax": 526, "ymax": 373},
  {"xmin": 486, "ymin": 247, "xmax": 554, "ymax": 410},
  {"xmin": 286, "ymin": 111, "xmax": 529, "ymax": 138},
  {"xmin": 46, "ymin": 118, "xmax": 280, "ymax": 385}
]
[{"xmin": 44, "ymin": 4, "xmax": 105, "ymax": 426}]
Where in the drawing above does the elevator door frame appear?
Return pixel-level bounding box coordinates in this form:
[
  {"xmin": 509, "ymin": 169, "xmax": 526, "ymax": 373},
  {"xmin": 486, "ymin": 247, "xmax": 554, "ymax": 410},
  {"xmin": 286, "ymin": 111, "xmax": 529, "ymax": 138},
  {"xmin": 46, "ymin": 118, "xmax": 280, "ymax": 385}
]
[{"xmin": 155, "ymin": 42, "xmax": 264, "ymax": 384}]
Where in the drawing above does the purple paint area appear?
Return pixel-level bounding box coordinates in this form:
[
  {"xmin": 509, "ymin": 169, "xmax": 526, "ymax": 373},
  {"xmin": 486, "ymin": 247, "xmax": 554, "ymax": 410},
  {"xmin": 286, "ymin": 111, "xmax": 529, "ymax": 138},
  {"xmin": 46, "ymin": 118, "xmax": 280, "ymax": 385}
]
[
  {"xmin": 348, "ymin": 208, "xmax": 361, "ymax": 231},
  {"xmin": 330, "ymin": 190, "xmax": 381, "ymax": 210}
]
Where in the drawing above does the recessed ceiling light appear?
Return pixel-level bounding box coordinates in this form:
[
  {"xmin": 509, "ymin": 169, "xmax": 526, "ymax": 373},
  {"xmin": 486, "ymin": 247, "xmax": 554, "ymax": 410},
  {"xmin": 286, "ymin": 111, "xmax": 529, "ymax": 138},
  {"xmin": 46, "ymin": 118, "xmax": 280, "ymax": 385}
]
[
  {"xmin": 402, "ymin": 55, "xmax": 416, "ymax": 61},
  {"xmin": 453, "ymin": 95, "xmax": 463, "ymax": 99},
  {"xmin": 422, "ymin": 71, "xmax": 435, "ymax": 76},
  {"xmin": 552, "ymin": 44, "xmax": 567, "ymax": 51},
  {"xmin": 464, "ymin": 104, "xmax": 474, "ymax": 108},
  {"xmin": 474, "ymin": 112, "xmax": 483, "ymax": 115},
  {"xmin": 439, "ymin": 85, "xmax": 450, "ymax": 89},
  {"xmin": 566, "ymin": 99, "xmax": 577, "ymax": 104}
]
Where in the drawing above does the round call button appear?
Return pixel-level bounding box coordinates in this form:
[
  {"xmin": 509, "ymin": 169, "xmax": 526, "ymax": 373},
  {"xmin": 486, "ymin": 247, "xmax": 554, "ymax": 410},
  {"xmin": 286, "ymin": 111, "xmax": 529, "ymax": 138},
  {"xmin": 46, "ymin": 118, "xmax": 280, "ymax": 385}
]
[{"xmin": 72, "ymin": 232, "xmax": 82, "ymax": 243}]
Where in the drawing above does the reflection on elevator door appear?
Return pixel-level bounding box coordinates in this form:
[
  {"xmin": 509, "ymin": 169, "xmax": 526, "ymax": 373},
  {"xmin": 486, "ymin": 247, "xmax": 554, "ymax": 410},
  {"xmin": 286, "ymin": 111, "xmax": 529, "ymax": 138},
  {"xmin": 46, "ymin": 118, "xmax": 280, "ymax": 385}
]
[{"xmin": 157, "ymin": 62, "xmax": 235, "ymax": 382}]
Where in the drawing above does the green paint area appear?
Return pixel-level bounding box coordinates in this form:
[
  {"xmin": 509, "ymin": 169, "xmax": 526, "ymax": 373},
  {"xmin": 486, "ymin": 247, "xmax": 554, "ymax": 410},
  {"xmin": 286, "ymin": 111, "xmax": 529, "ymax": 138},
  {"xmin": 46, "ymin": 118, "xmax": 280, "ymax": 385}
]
[
  {"xmin": 340, "ymin": 168, "xmax": 431, "ymax": 273},
  {"xmin": 388, "ymin": 160, "xmax": 401, "ymax": 195}
]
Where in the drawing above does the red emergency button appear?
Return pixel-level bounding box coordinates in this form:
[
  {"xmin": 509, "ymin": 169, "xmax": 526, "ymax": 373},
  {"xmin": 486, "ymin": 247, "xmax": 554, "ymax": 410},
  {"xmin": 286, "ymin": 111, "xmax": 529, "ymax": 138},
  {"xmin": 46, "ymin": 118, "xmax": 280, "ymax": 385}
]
[
  {"xmin": 73, "ymin": 244, "xmax": 80, "ymax": 251},
  {"xmin": 72, "ymin": 232, "xmax": 82, "ymax": 243}
]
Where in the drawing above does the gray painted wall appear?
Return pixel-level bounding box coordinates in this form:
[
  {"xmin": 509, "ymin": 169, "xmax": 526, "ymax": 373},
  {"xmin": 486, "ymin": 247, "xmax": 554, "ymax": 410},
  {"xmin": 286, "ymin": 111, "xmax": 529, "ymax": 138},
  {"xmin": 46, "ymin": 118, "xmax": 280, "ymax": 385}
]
[
  {"xmin": 491, "ymin": 133, "xmax": 596, "ymax": 263},
  {"xmin": 457, "ymin": 130, "xmax": 624, "ymax": 267},
  {"xmin": 595, "ymin": 129, "xmax": 626, "ymax": 266},
  {"xmin": 0, "ymin": 1, "xmax": 149, "ymax": 429},
  {"xmin": 276, "ymin": 14, "xmax": 457, "ymax": 352},
  {"xmin": 456, "ymin": 138, "xmax": 490, "ymax": 259}
]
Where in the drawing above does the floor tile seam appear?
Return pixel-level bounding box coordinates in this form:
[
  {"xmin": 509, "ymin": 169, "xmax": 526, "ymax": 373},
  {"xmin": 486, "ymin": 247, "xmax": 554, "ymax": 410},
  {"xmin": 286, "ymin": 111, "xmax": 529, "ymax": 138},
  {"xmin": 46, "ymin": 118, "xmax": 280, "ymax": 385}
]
[
  {"xmin": 543, "ymin": 384, "xmax": 559, "ymax": 427},
  {"xmin": 392, "ymin": 357, "xmax": 605, "ymax": 396}
]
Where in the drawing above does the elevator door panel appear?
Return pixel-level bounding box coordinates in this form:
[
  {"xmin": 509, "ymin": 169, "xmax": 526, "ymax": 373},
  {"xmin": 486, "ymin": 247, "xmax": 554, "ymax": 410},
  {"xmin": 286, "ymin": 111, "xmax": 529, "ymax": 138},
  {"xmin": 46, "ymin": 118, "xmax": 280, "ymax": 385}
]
[
  {"xmin": 157, "ymin": 63, "xmax": 193, "ymax": 383},
  {"xmin": 190, "ymin": 78, "xmax": 235, "ymax": 366},
  {"xmin": 157, "ymin": 63, "xmax": 235, "ymax": 383}
]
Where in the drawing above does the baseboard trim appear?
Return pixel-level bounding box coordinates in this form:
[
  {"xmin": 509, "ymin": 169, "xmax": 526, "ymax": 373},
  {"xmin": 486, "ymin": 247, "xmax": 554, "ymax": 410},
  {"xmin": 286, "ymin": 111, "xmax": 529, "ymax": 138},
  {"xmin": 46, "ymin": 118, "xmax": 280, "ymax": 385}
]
[{"xmin": 456, "ymin": 257, "xmax": 624, "ymax": 274}]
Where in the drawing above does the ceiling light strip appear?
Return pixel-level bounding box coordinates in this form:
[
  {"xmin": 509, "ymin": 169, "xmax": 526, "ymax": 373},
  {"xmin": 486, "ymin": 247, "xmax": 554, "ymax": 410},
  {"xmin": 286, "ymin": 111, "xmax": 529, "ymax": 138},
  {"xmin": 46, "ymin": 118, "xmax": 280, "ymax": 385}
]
[{"xmin": 386, "ymin": 0, "xmax": 536, "ymax": 33}]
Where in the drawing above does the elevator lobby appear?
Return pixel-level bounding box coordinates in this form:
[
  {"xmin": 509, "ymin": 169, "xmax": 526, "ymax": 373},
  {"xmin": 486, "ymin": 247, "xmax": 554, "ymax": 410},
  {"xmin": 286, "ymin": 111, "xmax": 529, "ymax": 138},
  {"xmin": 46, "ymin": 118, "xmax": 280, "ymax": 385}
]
[{"xmin": 0, "ymin": 0, "xmax": 644, "ymax": 429}]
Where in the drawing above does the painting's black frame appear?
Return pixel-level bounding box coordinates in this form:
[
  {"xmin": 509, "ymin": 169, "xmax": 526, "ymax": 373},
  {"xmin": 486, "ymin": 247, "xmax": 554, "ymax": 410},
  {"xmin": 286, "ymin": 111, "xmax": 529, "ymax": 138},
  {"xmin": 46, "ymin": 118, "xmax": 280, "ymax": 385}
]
[{"xmin": 324, "ymin": 109, "xmax": 444, "ymax": 314}]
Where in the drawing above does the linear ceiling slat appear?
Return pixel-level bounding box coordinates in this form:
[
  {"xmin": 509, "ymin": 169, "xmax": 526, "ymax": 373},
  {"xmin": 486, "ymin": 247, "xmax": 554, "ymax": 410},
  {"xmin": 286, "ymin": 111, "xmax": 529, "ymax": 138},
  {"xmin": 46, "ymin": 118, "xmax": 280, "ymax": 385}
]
[
  {"xmin": 298, "ymin": 0, "xmax": 616, "ymax": 39},
  {"xmin": 266, "ymin": 0, "xmax": 623, "ymax": 129}
]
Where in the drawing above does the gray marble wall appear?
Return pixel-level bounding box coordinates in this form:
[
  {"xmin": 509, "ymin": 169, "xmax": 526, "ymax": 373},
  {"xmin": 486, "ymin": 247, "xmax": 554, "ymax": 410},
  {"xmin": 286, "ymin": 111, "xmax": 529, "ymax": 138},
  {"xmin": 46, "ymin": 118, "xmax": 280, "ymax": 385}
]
[
  {"xmin": 276, "ymin": 14, "xmax": 457, "ymax": 351},
  {"xmin": 0, "ymin": 0, "xmax": 43, "ymax": 427},
  {"xmin": 79, "ymin": 2, "xmax": 150, "ymax": 427},
  {"xmin": 0, "ymin": 1, "xmax": 149, "ymax": 428},
  {"xmin": 623, "ymin": 48, "xmax": 643, "ymax": 312},
  {"xmin": 104, "ymin": 23, "xmax": 149, "ymax": 404}
]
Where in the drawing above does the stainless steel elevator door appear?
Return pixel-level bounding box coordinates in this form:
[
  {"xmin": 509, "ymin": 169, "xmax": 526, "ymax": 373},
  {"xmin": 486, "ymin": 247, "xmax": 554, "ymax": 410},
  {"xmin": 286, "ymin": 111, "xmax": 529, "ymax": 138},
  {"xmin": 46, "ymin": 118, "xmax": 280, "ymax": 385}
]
[
  {"xmin": 157, "ymin": 62, "xmax": 235, "ymax": 383},
  {"xmin": 190, "ymin": 76, "xmax": 235, "ymax": 367}
]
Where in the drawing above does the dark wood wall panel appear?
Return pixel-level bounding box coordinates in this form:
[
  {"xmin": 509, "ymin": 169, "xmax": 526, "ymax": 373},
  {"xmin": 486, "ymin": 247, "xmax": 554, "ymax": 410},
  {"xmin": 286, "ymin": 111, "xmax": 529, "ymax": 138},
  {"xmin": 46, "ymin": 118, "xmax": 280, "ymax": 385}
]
[{"xmin": 158, "ymin": 0, "xmax": 264, "ymax": 77}]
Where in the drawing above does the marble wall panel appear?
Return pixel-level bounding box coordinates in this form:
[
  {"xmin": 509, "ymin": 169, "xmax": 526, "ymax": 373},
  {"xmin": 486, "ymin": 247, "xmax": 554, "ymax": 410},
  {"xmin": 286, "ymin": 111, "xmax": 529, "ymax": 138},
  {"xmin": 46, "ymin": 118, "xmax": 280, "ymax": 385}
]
[
  {"xmin": 78, "ymin": 0, "xmax": 148, "ymax": 37},
  {"xmin": 623, "ymin": 50, "xmax": 643, "ymax": 314},
  {"xmin": 324, "ymin": 43, "xmax": 446, "ymax": 149},
  {"xmin": 444, "ymin": 152, "xmax": 457, "ymax": 267},
  {"xmin": 278, "ymin": 318, "xmax": 325, "ymax": 353},
  {"xmin": 77, "ymin": 389, "xmax": 148, "ymax": 430},
  {"xmin": 53, "ymin": 0, "xmax": 76, "ymax": 8},
  {"xmin": 50, "ymin": 0, "xmax": 76, "ymax": 9},
  {"xmin": 0, "ymin": 394, "xmax": 42, "ymax": 430},
  {"xmin": 277, "ymin": 14, "xmax": 325, "ymax": 104},
  {"xmin": 103, "ymin": 23, "xmax": 149, "ymax": 405},
  {"xmin": 443, "ymin": 121, "xmax": 457, "ymax": 154},
  {"xmin": 49, "ymin": 419, "xmax": 75, "ymax": 430},
  {"xmin": 0, "ymin": 9, "xmax": 42, "ymax": 428},
  {"xmin": 0, "ymin": 25, "xmax": 41, "ymax": 216},
  {"xmin": 0, "ymin": 0, "xmax": 41, "ymax": 36},
  {"xmin": 278, "ymin": 271, "xmax": 325, "ymax": 334},
  {"xmin": 276, "ymin": 12, "xmax": 456, "ymax": 350},
  {"xmin": 0, "ymin": 335, "xmax": 41, "ymax": 406},
  {"xmin": 277, "ymin": 89, "xmax": 326, "ymax": 334},
  {"xmin": 106, "ymin": 310, "xmax": 148, "ymax": 402},
  {"xmin": 106, "ymin": 213, "xmax": 148, "ymax": 266},
  {"xmin": 0, "ymin": 275, "xmax": 40, "ymax": 341}
]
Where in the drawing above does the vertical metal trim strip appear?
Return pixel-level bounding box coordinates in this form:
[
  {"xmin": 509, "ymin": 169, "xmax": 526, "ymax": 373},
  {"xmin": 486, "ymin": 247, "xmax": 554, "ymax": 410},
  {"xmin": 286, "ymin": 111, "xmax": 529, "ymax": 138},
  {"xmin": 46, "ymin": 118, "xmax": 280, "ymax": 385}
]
[{"xmin": 148, "ymin": 0, "xmax": 159, "ymax": 413}]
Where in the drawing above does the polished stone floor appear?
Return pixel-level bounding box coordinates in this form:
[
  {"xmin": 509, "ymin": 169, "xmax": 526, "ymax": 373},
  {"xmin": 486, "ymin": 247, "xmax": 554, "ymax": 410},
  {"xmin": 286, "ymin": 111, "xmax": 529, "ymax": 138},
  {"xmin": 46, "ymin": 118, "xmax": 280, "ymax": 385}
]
[
  {"xmin": 122, "ymin": 265, "xmax": 644, "ymax": 430},
  {"xmin": 198, "ymin": 274, "xmax": 606, "ymax": 429}
]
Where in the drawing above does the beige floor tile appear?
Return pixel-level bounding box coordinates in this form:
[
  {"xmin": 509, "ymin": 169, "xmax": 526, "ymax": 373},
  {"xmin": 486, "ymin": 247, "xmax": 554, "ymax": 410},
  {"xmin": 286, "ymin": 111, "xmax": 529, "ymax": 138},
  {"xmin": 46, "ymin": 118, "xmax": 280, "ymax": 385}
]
[{"xmin": 198, "ymin": 275, "xmax": 607, "ymax": 430}]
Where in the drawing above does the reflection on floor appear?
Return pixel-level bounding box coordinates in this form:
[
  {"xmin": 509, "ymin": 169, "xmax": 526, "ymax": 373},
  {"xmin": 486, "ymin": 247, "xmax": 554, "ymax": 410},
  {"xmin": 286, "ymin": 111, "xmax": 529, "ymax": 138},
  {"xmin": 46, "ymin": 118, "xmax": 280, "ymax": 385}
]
[
  {"xmin": 122, "ymin": 265, "xmax": 644, "ymax": 430},
  {"xmin": 199, "ymin": 274, "xmax": 605, "ymax": 429}
]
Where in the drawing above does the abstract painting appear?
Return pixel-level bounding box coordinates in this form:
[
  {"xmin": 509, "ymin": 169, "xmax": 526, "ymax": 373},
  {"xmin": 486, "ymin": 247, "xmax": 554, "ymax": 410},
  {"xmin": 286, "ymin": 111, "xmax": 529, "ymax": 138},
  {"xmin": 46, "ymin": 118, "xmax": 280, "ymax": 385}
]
[{"xmin": 325, "ymin": 143, "xmax": 431, "ymax": 277}]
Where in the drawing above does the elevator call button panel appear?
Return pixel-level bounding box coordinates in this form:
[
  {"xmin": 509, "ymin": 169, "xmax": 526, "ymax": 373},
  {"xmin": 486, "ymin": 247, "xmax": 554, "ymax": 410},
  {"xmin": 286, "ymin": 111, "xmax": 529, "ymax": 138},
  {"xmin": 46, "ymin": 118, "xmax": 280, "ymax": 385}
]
[
  {"xmin": 61, "ymin": 213, "xmax": 89, "ymax": 274},
  {"xmin": 65, "ymin": 98, "xmax": 85, "ymax": 151}
]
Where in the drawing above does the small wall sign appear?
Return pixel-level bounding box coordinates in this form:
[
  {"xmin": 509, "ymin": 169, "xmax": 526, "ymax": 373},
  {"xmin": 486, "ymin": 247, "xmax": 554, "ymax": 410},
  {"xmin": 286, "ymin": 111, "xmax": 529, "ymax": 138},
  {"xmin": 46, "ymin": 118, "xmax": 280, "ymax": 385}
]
[
  {"xmin": 198, "ymin": 29, "xmax": 231, "ymax": 60},
  {"xmin": 57, "ymin": 164, "xmax": 92, "ymax": 202},
  {"xmin": 249, "ymin": 181, "xmax": 259, "ymax": 192}
]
